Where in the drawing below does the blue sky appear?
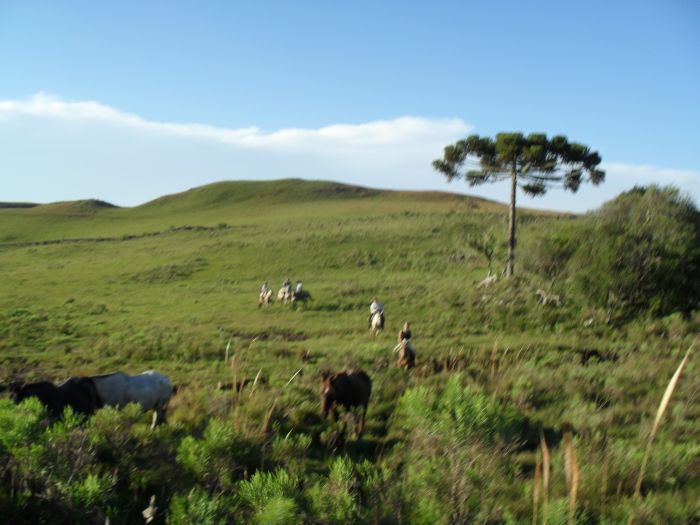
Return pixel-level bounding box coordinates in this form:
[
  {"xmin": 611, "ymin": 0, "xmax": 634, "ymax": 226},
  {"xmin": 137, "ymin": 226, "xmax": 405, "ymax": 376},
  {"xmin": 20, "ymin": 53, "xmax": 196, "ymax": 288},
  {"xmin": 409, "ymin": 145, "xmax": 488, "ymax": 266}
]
[{"xmin": 1, "ymin": 1, "xmax": 698, "ymax": 211}]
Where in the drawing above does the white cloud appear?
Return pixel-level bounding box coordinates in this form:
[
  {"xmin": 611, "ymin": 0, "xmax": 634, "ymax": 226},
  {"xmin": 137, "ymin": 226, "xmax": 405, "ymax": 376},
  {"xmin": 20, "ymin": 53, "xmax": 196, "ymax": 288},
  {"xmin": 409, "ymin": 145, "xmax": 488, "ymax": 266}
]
[
  {"xmin": 0, "ymin": 93, "xmax": 697, "ymax": 211},
  {"xmin": 0, "ymin": 93, "xmax": 470, "ymax": 153}
]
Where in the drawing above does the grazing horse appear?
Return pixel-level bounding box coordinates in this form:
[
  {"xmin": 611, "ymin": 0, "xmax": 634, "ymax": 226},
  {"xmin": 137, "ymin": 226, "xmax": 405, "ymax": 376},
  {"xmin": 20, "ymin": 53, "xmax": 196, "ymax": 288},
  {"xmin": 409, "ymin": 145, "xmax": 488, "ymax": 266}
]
[
  {"xmin": 90, "ymin": 371, "xmax": 173, "ymax": 429},
  {"xmin": 320, "ymin": 369, "xmax": 372, "ymax": 438},
  {"xmin": 4, "ymin": 377, "xmax": 102, "ymax": 418},
  {"xmin": 369, "ymin": 311, "xmax": 384, "ymax": 335},
  {"xmin": 278, "ymin": 286, "xmax": 293, "ymax": 304},
  {"xmin": 259, "ymin": 288, "xmax": 274, "ymax": 307},
  {"xmin": 395, "ymin": 339, "xmax": 416, "ymax": 369}
]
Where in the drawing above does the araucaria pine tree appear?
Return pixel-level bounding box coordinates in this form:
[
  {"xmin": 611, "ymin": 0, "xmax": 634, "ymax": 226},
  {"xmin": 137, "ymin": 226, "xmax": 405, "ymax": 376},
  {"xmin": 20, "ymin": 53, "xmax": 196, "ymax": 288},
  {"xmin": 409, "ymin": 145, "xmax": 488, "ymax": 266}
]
[{"xmin": 433, "ymin": 133, "xmax": 604, "ymax": 276}]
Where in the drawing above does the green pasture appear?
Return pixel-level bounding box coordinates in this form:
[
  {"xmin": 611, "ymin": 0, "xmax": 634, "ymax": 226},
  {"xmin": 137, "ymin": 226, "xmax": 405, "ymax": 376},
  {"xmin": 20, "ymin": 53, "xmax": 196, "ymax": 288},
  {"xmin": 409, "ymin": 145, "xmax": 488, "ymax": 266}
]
[{"xmin": 0, "ymin": 179, "xmax": 697, "ymax": 524}]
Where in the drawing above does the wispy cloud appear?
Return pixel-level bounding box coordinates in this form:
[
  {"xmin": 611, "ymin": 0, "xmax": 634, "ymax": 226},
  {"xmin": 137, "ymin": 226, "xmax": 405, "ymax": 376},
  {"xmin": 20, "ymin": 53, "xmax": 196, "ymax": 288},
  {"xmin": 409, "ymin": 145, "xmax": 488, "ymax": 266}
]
[
  {"xmin": 0, "ymin": 93, "xmax": 697, "ymax": 211},
  {"xmin": 0, "ymin": 93, "xmax": 470, "ymax": 153}
]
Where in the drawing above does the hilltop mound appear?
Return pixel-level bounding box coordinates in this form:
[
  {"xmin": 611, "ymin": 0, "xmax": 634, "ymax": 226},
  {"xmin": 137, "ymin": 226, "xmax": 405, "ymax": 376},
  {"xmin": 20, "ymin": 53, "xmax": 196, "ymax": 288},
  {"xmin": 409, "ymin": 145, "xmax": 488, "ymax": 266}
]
[
  {"xmin": 0, "ymin": 202, "xmax": 39, "ymax": 209},
  {"xmin": 136, "ymin": 179, "xmax": 514, "ymax": 214},
  {"xmin": 138, "ymin": 179, "xmax": 381, "ymax": 211},
  {"xmin": 28, "ymin": 199, "xmax": 119, "ymax": 215}
]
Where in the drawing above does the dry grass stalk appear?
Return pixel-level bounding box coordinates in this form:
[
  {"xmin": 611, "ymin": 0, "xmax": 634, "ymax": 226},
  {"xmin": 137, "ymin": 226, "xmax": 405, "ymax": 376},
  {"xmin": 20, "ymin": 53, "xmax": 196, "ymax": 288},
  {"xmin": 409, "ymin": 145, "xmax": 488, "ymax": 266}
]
[
  {"xmin": 224, "ymin": 336, "xmax": 232, "ymax": 364},
  {"xmin": 600, "ymin": 438, "xmax": 609, "ymax": 522},
  {"xmin": 532, "ymin": 449, "xmax": 542, "ymax": 525},
  {"xmin": 540, "ymin": 431, "xmax": 550, "ymax": 525},
  {"xmin": 490, "ymin": 341, "xmax": 499, "ymax": 381},
  {"xmin": 261, "ymin": 401, "xmax": 276, "ymax": 435},
  {"xmin": 285, "ymin": 368, "xmax": 303, "ymax": 387},
  {"xmin": 230, "ymin": 353, "xmax": 244, "ymax": 429},
  {"xmin": 230, "ymin": 355, "xmax": 238, "ymax": 399},
  {"xmin": 247, "ymin": 368, "xmax": 263, "ymax": 400},
  {"xmin": 563, "ymin": 431, "xmax": 579, "ymax": 525},
  {"xmin": 628, "ymin": 342, "xmax": 694, "ymax": 525}
]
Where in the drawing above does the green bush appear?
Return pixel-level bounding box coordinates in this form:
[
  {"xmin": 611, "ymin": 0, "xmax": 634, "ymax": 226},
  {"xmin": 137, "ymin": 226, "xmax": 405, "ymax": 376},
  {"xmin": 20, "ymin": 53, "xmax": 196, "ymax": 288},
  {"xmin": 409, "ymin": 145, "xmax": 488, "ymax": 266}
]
[
  {"xmin": 177, "ymin": 419, "xmax": 258, "ymax": 491},
  {"xmin": 571, "ymin": 186, "xmax": 700, "ymax": 316},
  {"xmin": 521, "ymin": 220, "xmax": 582, "ymax": 280},
  {"xmin": 238, "ymin": 469, "xmax": 301, "ymax": 524},
  {"xmin": 167, "ymin": 487, "xmax": 231, "ymax": 525},
  {"xmin": 306, "ymin": 458, "xmax": 351, "ymax": 524},
  {"xmin": 396, "ymin": 375, "xmax": 524, "ymax": 444}
]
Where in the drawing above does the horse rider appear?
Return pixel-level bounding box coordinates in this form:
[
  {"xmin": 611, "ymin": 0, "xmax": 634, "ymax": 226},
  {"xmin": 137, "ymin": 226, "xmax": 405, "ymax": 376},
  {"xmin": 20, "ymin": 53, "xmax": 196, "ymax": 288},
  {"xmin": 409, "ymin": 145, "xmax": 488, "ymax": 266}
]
[
  {"xmin": 295, "ymin": 280, "xmax": 304, "ymax": 294},
  {"xmin": 282, "ymin": 278, "xmax": 291, "ymax": 291},
  {"xmin": 397, "ymin": 321, "xmax": 416, "ymax": 362},
  {"xmin": 398, "ymin": 321, "xmax": 412, "ymax": 344},
  {"xmin": 368, "ymin": 298, "xmax": 385, "ymax": 329},
  {"xmin": 260, "ymin": 281, "xmax": 270, "ymax": 294}
]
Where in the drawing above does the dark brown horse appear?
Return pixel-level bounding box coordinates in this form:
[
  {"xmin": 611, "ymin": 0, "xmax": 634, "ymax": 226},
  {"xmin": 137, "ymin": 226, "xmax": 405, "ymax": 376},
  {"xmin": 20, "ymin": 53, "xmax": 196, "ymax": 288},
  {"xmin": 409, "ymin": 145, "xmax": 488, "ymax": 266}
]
[
  {"xmin": 3, "ymin": 377, "xmax": 103, "ymax": 418},
  {"xmin": 320, "ymin": 369, "xmax": 372, "ymax": 437}
]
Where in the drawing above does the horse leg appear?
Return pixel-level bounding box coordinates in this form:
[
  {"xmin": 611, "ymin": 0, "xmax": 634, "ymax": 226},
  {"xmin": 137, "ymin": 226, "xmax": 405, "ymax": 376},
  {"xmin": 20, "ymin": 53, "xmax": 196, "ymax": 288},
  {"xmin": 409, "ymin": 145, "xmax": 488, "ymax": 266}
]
[
  {"xmin": 151, "ymin": 401, "xmax": 168, "ymax": 429},
  {"xmin": 357, "ymin": 405, "xmax": 367, "ymax": 438}
]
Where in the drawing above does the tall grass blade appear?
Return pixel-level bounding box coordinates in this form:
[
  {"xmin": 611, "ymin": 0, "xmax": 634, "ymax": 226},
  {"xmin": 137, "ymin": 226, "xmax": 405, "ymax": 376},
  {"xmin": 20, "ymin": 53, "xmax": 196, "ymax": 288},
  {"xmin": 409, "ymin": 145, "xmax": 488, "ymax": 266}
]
[
  {"xmin": 563, "ymin": 431, "xmax": 579, "ymax": 525},
  {"xmin": 285, "ymin": 368, "xmax": 302, "ymax": 387},
  {"xmin": 628, "ymin": 341, "xmax": 694, "ymax": 525},
  {"xmin": 532, "ymin": 449, "xmax": 541, "ymax": 525},
  {"xmin": 600, "ymin": 437, "xmax": 609, "ymax": 522},
  {"xmin": 261, "ymin": 401, "xmax": 276, "ymax": 435},
  {"xmin": 540, "ymin": 431, "xmax": 550, "ymax": 525},
  {"xmin": 248, "ymin": 368, "xmax": 263, "ymax": 399},
  {"xmin": 224, "ymin": 336, "xmax": 232, "ymax": 364}
]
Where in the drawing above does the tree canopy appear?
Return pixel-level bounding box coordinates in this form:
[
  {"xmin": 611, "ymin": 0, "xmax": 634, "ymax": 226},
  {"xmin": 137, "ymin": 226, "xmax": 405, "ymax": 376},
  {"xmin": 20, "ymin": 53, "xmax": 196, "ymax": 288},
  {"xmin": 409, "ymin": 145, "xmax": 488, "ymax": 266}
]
[
  {"xmin": 433, "ymin": 132, "xmax": 604, "ymax": 275},
  {"xmin": 433, "ymin": 132, "xmax": 605, "ymax": 196}
]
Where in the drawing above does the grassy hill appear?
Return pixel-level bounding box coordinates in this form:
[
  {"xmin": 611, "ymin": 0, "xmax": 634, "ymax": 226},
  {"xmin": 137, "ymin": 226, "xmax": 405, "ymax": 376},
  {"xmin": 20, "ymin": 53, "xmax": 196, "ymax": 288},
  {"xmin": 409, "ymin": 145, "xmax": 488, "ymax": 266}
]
[
  {"xmin": 0, "ymin": 179, "xmax": 515, "ymax": 245},
  {"xmin": 0, "ymin": 179, "xmax": 696, "ymax": 524}
]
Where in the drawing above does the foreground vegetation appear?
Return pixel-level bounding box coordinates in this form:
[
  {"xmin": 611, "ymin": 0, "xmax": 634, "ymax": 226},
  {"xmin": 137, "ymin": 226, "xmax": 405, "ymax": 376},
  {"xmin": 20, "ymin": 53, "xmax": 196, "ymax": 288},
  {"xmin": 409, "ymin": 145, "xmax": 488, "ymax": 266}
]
[{"xmin": 0, "ymin": 179, "xmax": 697, "ymax": 524}]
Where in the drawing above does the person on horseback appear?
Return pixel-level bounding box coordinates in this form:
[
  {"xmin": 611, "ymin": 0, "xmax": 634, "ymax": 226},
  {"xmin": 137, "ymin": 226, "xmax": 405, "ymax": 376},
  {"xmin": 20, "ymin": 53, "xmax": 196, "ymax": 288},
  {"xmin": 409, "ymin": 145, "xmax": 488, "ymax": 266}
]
[
  {"xmin": 398, "ymin": 321, "xmax": 412, "ymax": 343},
  {"xmin": 368, "ymin": 298, "xmax": 385, "ymax": 329},
  {"xmin": 295, "ymin": 280, "xmax": 303, "ymax": 294},
  {"xmin": 396, "ymin": 321, "xmax": 416, "ymax": 368},
  {"xmin": 261, "ymin": 281, "xmax": 270, "ymax": 294},
  {"xmin": 282, "ymin": 278, "xmax": 291, "ymax": 289}
]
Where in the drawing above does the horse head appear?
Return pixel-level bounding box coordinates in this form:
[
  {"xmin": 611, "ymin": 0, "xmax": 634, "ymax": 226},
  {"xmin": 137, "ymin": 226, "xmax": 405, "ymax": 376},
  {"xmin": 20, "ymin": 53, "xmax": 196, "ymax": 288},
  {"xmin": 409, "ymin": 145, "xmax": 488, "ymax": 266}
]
[
  {"xmin": 320, "ymin": 376, "xmax": 337, "ymax": 419},
  {"xmin": 6, "ymin": 381, "xmax": 31, "ymax": 402}
]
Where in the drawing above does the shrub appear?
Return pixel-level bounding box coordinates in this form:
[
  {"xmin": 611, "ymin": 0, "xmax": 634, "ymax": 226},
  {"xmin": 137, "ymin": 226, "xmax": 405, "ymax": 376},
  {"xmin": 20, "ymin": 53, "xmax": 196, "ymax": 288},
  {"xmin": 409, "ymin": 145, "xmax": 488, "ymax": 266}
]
[
  {"xmin": 571, "ymin": 186, "xmax": 700, "ymax": 316},
  {"xmin": 177, "ymin": 419, "xmax": 257, "ymax": 491},
  {"xmin": 238, "ymin": 469, "xmax": 301, "ymax": 524},
  {"xmin": 395, "ymin": 375, "xmax": 524, "ymax": 445},
  {"xmin": 521, "ymin": 220, "xmax": 582, "ymax": 280},
  {"xmin": 307, "ymin": 456, "xmax": 363, "ymax": 524},
  {"xmin": 167, "ymin": 487, "xmax": 231, "ymax": 525},
  {"xmin": 391, "ymin": 377, "xmax": 524, "ymax": 523}
]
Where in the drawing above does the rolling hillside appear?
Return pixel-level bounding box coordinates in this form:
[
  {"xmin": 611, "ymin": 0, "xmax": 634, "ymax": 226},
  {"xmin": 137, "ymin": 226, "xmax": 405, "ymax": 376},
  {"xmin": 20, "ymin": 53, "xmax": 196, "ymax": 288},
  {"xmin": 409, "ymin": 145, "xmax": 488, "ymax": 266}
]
[
  {"xmin": 0, "ymin": 179, "xmax": 696, "ymax": 524},
  {"xmin": 0, "ymin": 179, "xmax": 538, "ymax": 245}
]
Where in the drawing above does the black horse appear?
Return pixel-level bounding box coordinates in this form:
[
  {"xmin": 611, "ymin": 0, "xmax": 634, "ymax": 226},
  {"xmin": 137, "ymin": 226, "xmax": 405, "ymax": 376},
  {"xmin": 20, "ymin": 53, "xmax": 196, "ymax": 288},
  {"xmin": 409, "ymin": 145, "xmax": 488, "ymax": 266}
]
[
  {"xmin": 2, "ymin": 377, "xmax": 103, "ymax": 418},
  {"xmin": 320, "ymin": 369, "xmax": 372, "ymax": 437}
]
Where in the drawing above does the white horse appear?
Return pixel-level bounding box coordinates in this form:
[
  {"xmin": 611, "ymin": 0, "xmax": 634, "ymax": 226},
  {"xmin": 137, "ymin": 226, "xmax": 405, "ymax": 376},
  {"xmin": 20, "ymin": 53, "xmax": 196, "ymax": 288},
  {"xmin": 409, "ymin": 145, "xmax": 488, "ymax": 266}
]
[
  {"xmin": 278, "ymin": 285, "xmax": 293, "ymax": 304},
  {"xmin": 369, "ymin": 311, "xmax": 384, "ymax": 335},
  {"xmin": 90, "ymin": 371, "xmax": 173, "ymax": 429},
  {"xmin": 259, "ymin": 288, "xmax": 274, "ymax": 307}
]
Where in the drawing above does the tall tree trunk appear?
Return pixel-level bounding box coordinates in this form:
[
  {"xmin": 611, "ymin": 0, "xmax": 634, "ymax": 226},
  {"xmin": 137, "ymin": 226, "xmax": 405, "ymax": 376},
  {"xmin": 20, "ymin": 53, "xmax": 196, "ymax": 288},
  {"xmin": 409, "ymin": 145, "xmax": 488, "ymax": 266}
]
[{"xmin": 507, "ymin": 169, "xmax": 517, "ymax": 277}]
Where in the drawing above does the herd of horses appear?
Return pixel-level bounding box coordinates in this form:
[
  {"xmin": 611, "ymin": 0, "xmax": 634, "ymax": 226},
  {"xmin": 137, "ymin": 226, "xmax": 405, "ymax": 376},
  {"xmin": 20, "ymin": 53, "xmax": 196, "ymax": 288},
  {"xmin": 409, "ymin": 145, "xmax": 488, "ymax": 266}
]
[
  {"xmin": 2, "ymin": 367, "xmax": 374, "ymax": 440},
  {"xmin": 0, "ymin": 371, "xmax": 173, "ymax": 429},
  {"xmin": 1, "ymin": 288, "xmax": 415, "ymax": 443}
]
